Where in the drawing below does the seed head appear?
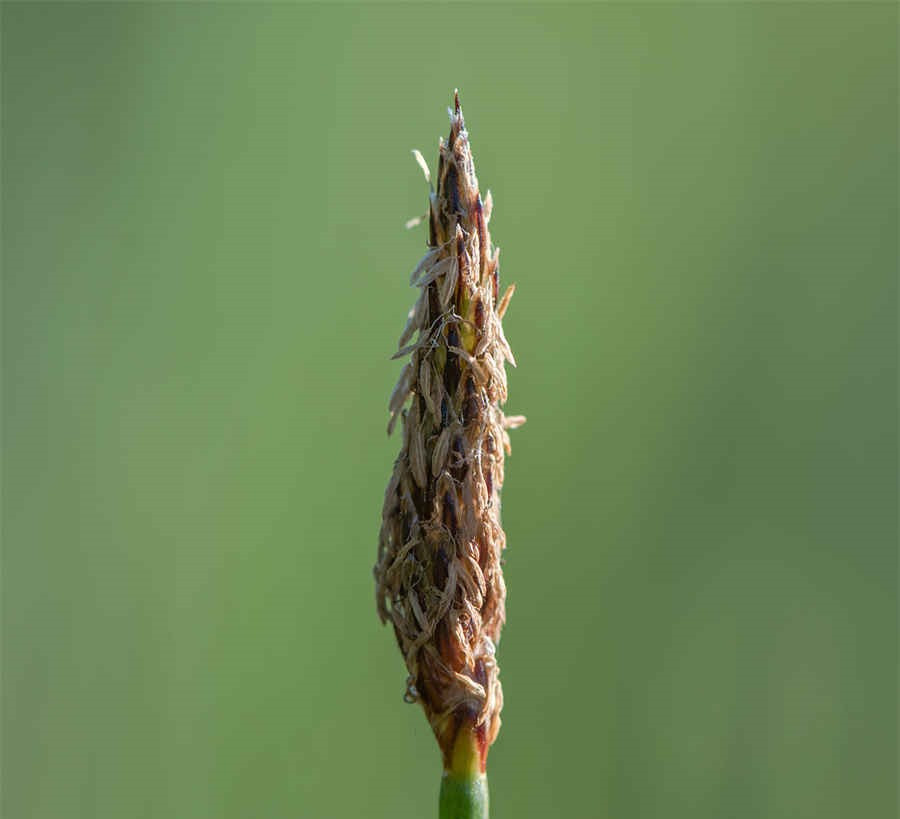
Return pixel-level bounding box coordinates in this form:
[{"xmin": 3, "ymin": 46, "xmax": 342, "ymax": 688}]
[{"xmin": 375, "ymin": 91, "xmax": 523, "ymax": 772}]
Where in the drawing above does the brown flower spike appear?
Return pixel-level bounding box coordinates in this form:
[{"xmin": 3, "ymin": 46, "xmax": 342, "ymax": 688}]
[{"xmin": 375, "ymin": 92, "xmax": 524, "ymax": 779}]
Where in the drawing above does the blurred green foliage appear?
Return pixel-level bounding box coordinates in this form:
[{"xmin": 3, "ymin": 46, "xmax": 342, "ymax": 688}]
[{"xmin": 3, "ymin": 4, "xmax": 896, "ymax": 818}]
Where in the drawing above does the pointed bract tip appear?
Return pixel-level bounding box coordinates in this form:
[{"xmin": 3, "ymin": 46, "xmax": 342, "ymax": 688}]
[{"xmin": 446, "ymin": 91, "xmax": 465, "ymax": 146}]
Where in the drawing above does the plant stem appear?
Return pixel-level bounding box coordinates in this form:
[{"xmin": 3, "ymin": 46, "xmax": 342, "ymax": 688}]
[
  {"xmin": 439, "ymin": 723, "xmax": 489, "ymax": 819},
  {"xmin": 439, "ymin": 771, "xmax": 488, "ymax": 819}
]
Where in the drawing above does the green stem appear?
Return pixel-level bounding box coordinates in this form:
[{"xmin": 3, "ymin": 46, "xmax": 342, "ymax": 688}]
[
  {"xmin": 439, "ymin": 724, "xmax": 489, "ymax": 818},
  {"xmin": 439, "ymin": 771, "xmax": 488, "ymax": 819}
]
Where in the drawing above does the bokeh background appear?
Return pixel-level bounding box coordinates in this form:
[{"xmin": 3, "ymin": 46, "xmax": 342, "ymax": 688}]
[{"xmin": 3, "ymin": 3, "xmax": 896, "ymax": 818}]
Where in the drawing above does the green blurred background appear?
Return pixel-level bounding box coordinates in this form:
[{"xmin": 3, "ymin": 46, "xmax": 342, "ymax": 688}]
[{"xmin": 3, "ymin": 3, "xmax": 896, "ymax": 818}]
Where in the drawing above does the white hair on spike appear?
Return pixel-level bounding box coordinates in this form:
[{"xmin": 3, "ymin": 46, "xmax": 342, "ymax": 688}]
[{"xmin": 411, "ymin": 149, "xmax": 431, "ymax": 187}]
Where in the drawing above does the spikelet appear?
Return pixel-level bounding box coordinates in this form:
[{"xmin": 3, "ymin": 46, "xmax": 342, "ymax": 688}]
[{"xmin": 375, "ymin": 92, "xmax": 523, "ymax": 773}]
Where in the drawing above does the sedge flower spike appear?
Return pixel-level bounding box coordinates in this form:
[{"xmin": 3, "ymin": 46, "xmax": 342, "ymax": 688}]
[{"xmin": 375, "ymin": 91, "xmax": 524, "ymax": 818}]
